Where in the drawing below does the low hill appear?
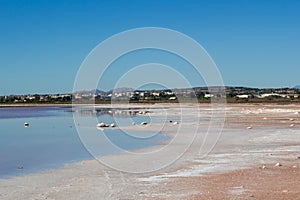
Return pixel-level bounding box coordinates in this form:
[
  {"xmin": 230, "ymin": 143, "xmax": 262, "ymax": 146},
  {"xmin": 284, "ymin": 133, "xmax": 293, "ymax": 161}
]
[{"xmin": 294, "ymin": 85, "xmax": 300, "ymax": 89}]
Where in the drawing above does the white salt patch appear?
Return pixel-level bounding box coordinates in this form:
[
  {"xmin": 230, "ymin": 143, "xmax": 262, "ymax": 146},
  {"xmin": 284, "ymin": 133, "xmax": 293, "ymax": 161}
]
[{"xmin": 230, "ymin": 186, "xmax": 246, "ymax": 195}]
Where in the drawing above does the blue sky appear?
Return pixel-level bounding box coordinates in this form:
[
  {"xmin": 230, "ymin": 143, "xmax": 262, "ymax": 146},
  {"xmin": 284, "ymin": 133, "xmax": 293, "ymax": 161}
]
[{"xmin": 0, "ymin": 0, "xmax": 299, "ymax": 95}]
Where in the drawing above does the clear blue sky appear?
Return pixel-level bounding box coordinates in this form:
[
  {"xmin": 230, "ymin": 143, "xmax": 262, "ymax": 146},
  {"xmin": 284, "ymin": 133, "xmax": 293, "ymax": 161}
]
[{"xmin": 0, "ymin": 0, "xmax": 299, "ymax": 95}]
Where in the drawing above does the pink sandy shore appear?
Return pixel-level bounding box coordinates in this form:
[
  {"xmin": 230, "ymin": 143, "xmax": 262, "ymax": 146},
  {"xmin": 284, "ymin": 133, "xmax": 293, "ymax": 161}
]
[{"xmin": 0, "ymin": 103, "xmax": 299, "ymax": 199}]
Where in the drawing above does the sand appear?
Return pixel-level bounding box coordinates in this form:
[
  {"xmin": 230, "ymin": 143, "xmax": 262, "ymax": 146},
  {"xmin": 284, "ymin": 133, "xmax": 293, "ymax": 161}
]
[{"xmin": 0, "ymin": 103, "xmax": 300, "ymax": 199}]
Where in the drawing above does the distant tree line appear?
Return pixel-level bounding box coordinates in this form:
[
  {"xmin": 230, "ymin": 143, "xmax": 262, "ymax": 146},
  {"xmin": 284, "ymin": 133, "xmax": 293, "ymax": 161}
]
[{"xmin": 1, "ymin": 87, "xmax": 300, "ymax": 104}]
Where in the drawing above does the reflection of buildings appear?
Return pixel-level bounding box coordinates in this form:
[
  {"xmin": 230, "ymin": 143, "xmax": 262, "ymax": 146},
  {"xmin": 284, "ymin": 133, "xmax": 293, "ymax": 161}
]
[{"xmin": 72, "ymin": 108, "xmax": 151, "ymax": 117}]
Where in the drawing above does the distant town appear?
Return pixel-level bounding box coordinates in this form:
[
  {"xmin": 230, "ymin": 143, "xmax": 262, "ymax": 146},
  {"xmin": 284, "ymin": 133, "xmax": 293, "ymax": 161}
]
[{"xmin": 1, "ymin": 86, "xmax": 300, "ymax": 104}]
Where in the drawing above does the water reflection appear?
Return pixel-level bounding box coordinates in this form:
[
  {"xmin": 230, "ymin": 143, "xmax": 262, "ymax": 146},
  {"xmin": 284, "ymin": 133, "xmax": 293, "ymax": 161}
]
[
  {"xmin": 0, "ymin": 106, "xmax": 164, "ymax": 178},
  {"xmin": 71, "ymin": 108, "xmax": 152, "ymax": 117}
]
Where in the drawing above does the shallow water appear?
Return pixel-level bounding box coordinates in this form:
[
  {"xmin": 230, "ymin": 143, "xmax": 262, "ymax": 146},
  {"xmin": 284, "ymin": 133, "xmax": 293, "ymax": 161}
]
[{"xmin": 0, "ymin": 107, "xmax": 164, "ymax": 178}]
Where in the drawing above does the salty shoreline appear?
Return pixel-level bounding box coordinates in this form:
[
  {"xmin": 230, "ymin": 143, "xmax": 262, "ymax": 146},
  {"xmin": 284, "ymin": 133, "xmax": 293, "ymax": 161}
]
[{"xmin": 0, "ymin": 103, "xmax": 300, "ymax": 199}]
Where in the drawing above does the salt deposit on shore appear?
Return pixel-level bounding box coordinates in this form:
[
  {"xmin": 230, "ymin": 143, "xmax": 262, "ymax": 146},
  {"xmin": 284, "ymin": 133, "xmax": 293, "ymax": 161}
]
[{"xmin": 0, "ymin": 103, "xmax": 299, "ymax": 199}]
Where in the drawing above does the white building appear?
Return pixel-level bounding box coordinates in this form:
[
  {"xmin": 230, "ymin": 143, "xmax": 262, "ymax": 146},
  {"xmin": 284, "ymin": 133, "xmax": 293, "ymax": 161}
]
[
  {"xmin": 236, "ymin": 94, "xmax": 249, "ymax": 99},
  {"xmin": 204, "ymin": 94, "xmax": 214, "ymax": 98}
]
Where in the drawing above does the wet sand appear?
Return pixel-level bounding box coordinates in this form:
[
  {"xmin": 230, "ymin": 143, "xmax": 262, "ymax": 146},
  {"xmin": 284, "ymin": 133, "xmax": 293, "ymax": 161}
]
[{"xmin": 0, "ymin": 103, "xmax": 300, "ymax": 199}]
